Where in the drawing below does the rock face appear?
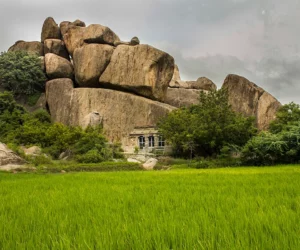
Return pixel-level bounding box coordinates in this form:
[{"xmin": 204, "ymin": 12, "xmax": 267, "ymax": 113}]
[
  {"xmin": 222, "ymin": 74, "xmax": 282, "ymax": 130},
  {"xmin": 191, "ymin": 77, "xmax": 217, "ymax": 91},
  {"xmin": 60, "ymin": 19, "xmax": 86, "ymax": 36},
  {"xmin": 41, "ymin": 17, "xmax": 61, "ymax": 42},
  {"xmin": 8, "ymin": 41, "xmax": 44, "ymax": 56},
  {"xmin": 169, "ymin": 65, "xmax": 216, "ymax": 91},
  {"xmin": 99, "ymin": 44, "xmax": 175, "ymax": 102},
  {"xmin": 142, "ymin": 158, "xmax": 158, "ymax": 170},
  {"xmin": 0, "ymin": 143, "xmax": 25, "ymax": 166},
  {"xmin": 44, "ymin": 39, "xmax": 69, "ymax": 60},
  {"xmin": 73, "ymin": 44, "xmax": 114, "ymax": 87},
  {"xmin": 165, "ymin": 88, "xmax": 207, "ymax": 108},
  {"xmin": 45, "ymin": 53, "xmax": 73, "ymax": 79},
  {"xmin": 22, "ymin": 146, "xmax": 42, "ymax": 156},
  {"xmin": 46, "ymin": 79, "xmax": 175, "ymax": 146},
  {"xmin": 63, "ymin": 24, "xmax": 120, "ymax": 56}
]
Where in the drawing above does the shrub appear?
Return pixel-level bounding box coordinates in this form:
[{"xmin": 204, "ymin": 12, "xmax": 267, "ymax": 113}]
[
  {"xmin": 158, "ymin": 89, "xmax": 257, "ymax": 157},
  {"xmin": 0, "ymin": 51, "xmax": 46, "ymax": 95},
  {"xmin": 76, "ymin": 149, "xmax": 104, "ymax": 163}
]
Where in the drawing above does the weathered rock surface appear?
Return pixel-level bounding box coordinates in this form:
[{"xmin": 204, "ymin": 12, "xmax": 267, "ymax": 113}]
[
  {"xmin": 22, "ymin": 146, "xmax": 42, "ymax": 156},
  {"xmin": 165, "ymin": 87, "xmax": 208, "ymax": 108},
  {"xmin": 114, "ymin": 36, "xmax": 140, "ymax": 47},
  {"xmin": 82, "ymin": 111, "xmax": 103, "ymax": 128},
  {"xmin": 99, "ymin": 44, "xmax": 174, "ymax": 101},
  {"xmin": 142, "ymin": 158, "xmax": 158, "ymax": 170},
  {"xmin": 45, "ymin": 53, "xmax": 73, "ymax": 79},
  {"xmin": 46, "ymin": 79, "xmax": 176, "ymax": 146},
  {"xmin": 44, "ymin": 39, "xmax": 69, "ymax": 60},
  {"xmin": 222, "ymin": 74, "xmax": 282, "ymax": 130},
  {"xmin": 127, "ymin": 158, "xmax": 141, "ymax": 163},
  {"xmin": 191, "ymin": 77, "xmax": 217, "ymax": 91},
  {"xmin": 63, "ymin": 24, "xmax": 120, "ymax": 56},
  {"xmin": 8, "ymin": 41, "xmax": 44, "ymax": 56},
  {"xmin": 41, "ymin": 17, "xmax": 61, "ymax": 42},
  {"xmin": 73, "ymin": 44, "xmax": 114, "ymax": 87},
  {"xmin": 0, "ymin": 143, "xmax": 25, "ymax": 166},
  {"xmin": 169, "ymin": 65, "xmax": 216, "ymax": 90},
  {"xmin": 60, "ymin": 19, "xmax": 86, "ymax": 36}
]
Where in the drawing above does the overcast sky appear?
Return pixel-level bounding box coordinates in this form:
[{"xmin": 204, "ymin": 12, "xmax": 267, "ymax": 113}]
[{"xmin": 1, "ymin": 0, "xmax": 299, "ymax": 104}]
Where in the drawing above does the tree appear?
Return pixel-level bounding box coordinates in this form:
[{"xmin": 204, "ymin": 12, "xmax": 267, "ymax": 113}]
[
  {"xmin": 0, "ymin": 51, "xmax": 46, "ymax": 95},
  {"xmin": 0, "ymin": 91, "xmax": 25, "ymax": 141},
  {"xmin": 269, "ymin": 102, "xmax": 300, "ymax": 133},
  {"xmin": 158, "ymin": 89, "xmax": 257, "ymax": 157}
]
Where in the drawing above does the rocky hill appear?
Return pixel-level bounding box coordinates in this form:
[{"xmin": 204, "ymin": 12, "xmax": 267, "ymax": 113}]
[{"xmin": 6, "ymin": 17, "xmax": 282, "ymax": 150}]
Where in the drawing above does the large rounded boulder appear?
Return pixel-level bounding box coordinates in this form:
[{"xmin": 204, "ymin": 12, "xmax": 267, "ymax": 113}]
[
  {"xmin": 45, "ymin": 53, "xmax": 73, "ymax": 79},
  {"xmin": 222, "ymin": 74, "xmax": 281, "ymax": 130},
  {"xmin": 73, "ymin": 44, "xmax": 114, "ymax": 87},
  {"xmin": 99, "ymin": 44, "xmax": 175, "ymax": 102},
  {"xmin": 44, "ymin": 39, "xmax": 70, "ymax": 60},
  {"xmin": 63, "ymin": 24, "xmax": 120, "ymax": 57},
  {"xmin": 41, "ymin": 17, "xmax": 61, "ymax": 42},
  {"xmin": 8, "ymin": 41, "xmax": 44, "ymax": 56}
]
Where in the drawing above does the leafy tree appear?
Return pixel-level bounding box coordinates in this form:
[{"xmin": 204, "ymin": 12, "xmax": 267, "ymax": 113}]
[
  {"xmin": 242, "ymin": 123, "xmax": 300, "ymax": 165},
  {"xmin": 0, "ymin": 91, "xmax": 25, "ymax": 141},
  {"xmin": 0, "ymin": 51, "xmax": 46, "ymax": 95},
  {"xmin": 159, "ymin": 89, "xmax": 257, "ymax": 157},
  {"xmin": 269, "ymin": 102, "xmax": 300, "ymax": 133}
]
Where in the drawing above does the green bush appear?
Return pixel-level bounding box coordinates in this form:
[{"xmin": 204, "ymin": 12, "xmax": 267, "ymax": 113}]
[
  {"xmin": 76, "ymin": 149, "xmax": 104, "ymax": 163},
  {"xmin": 241, "ymin": 124, "xmax": 300, "ymax": 165},
  {"xmin": 158, "ymin": 89, "xmax": 257, "ymax": 158},
  {"xmin": 28, "ymin": 155, "xmax": 53, "ymax": 167},
  {"xmin": 0, "ymin": 51, "xmax": 46, "ymax": 95}
]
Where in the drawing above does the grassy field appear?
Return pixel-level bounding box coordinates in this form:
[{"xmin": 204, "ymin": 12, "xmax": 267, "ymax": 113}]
[{"xmin": 0, "ymin": 166, "xmax": 300, "ymax": 250}]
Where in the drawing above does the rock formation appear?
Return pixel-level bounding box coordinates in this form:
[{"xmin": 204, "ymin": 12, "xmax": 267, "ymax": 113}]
[
  {"xmin": 222, "ymin": 74, "xmax": 281, "ymax": 130},
  {"xmin": 166, "ymin": 64, "xmax": 213, "ymax": 107},
  {"xmin": 73, "ymin": 44, "xmax": 114, "ymax": 87},
  {"xmin": 45, "ymin": 53, "xmax": 74, "ymax": 79},
  {"xmin": 44, "ymin": 39, "xmax": 69, "ymax": 60},
  {"xmin": 41, "ymin": 17, "xmax": 61, "ymax": 42},
  {"xmin": 0, "ymin": 142, "xmax": 25, "ymax": 166},
  {"xmin": 63, "ymin": 24, "xmax": 120, "ymax": 56},
  {"xmin": 169, "ymin": 65, "xmax": 217, "ymax": 91},
  {"xmin": 99, "ymin": 44, "xmax": 174, "ymax": 101},
  {"xmin": 165, "ymin": 88, "xmax": 208, "ymax": 108},
  {"xmin": 6, "ymin": 16, "xmax": 283, "ymax": 153},
  {"xmin": 46, "ymin": 79, "xmax": 175, "ymax": 147},
  {"xmin": 8, "ymin": 41, "xmax": 44, "ymax": 56}
]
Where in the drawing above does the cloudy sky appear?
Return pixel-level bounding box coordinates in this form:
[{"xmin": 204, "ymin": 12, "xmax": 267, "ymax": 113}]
[{"xmin": 1, "ymin": 0, "xmax": 299, "ymax": 104}]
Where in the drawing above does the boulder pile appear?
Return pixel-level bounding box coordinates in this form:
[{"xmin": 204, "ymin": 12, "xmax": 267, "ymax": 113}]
[{"xmin": 7, "ymin": 16, "xmax": 282, "ymax": 149}]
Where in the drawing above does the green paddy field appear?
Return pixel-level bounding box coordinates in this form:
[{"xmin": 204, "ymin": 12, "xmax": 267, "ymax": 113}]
[{"xmin": 0, "ymin": 166, "xmax": 300, "ymax": 249}]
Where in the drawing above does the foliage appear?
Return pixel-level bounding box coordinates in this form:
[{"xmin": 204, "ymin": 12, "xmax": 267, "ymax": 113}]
[
  {"xmin": 242, "ymin": 123, "xmax": 300, "ymax": 165},
  {"xmin": 269, "ymin": 102, "xmax": 300, "ymax": 133},
  {"xmin": 0, "ymin": 92, "xmax": 25, "ymax": 141},
  {"xmin": 158, "ymin": 89, "xmax": 257, "ymax": 157},
  {"xmin": 0, "ymin": 95, "xmax": 123, "ymax": 163},
  {"xmin": 0, "ymin": 51, "xmax": 46, "ymax": 95}
]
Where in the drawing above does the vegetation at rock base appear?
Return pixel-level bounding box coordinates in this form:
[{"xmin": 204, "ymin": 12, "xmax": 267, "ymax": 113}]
[
  {"xmin": 0, "ymin": 166, "xmax": 299, "ymax": 249},
  {"xmin": 242, "ymin": 103, "xmax": 300, "ymax": 166},
  {"xmin": 0, "ymin": 91, "xmax": 123, "ymax": 163},
  {"xmin": 269, "ymin": 102, "xmax": 300, "ymax": 133},
  {"xmin": 158, "ymin": 89, "xmax": 257, "ymax": 158},
  {"xmin": 0, "ymin": 51, "xmax": 46, "ymax": 95}
]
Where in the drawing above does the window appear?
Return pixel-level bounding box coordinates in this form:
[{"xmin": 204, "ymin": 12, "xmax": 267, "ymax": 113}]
[
  {"xmin": 148, "ymin": 136, "xmax": 155, "ymax": 147},
  {"xmin": 138, "ymin": 136, "xmax": 145, "ymax": 149},
  {"xmin": 158, "ymin": 136, "xmax": 165, "ymax": 147}
]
